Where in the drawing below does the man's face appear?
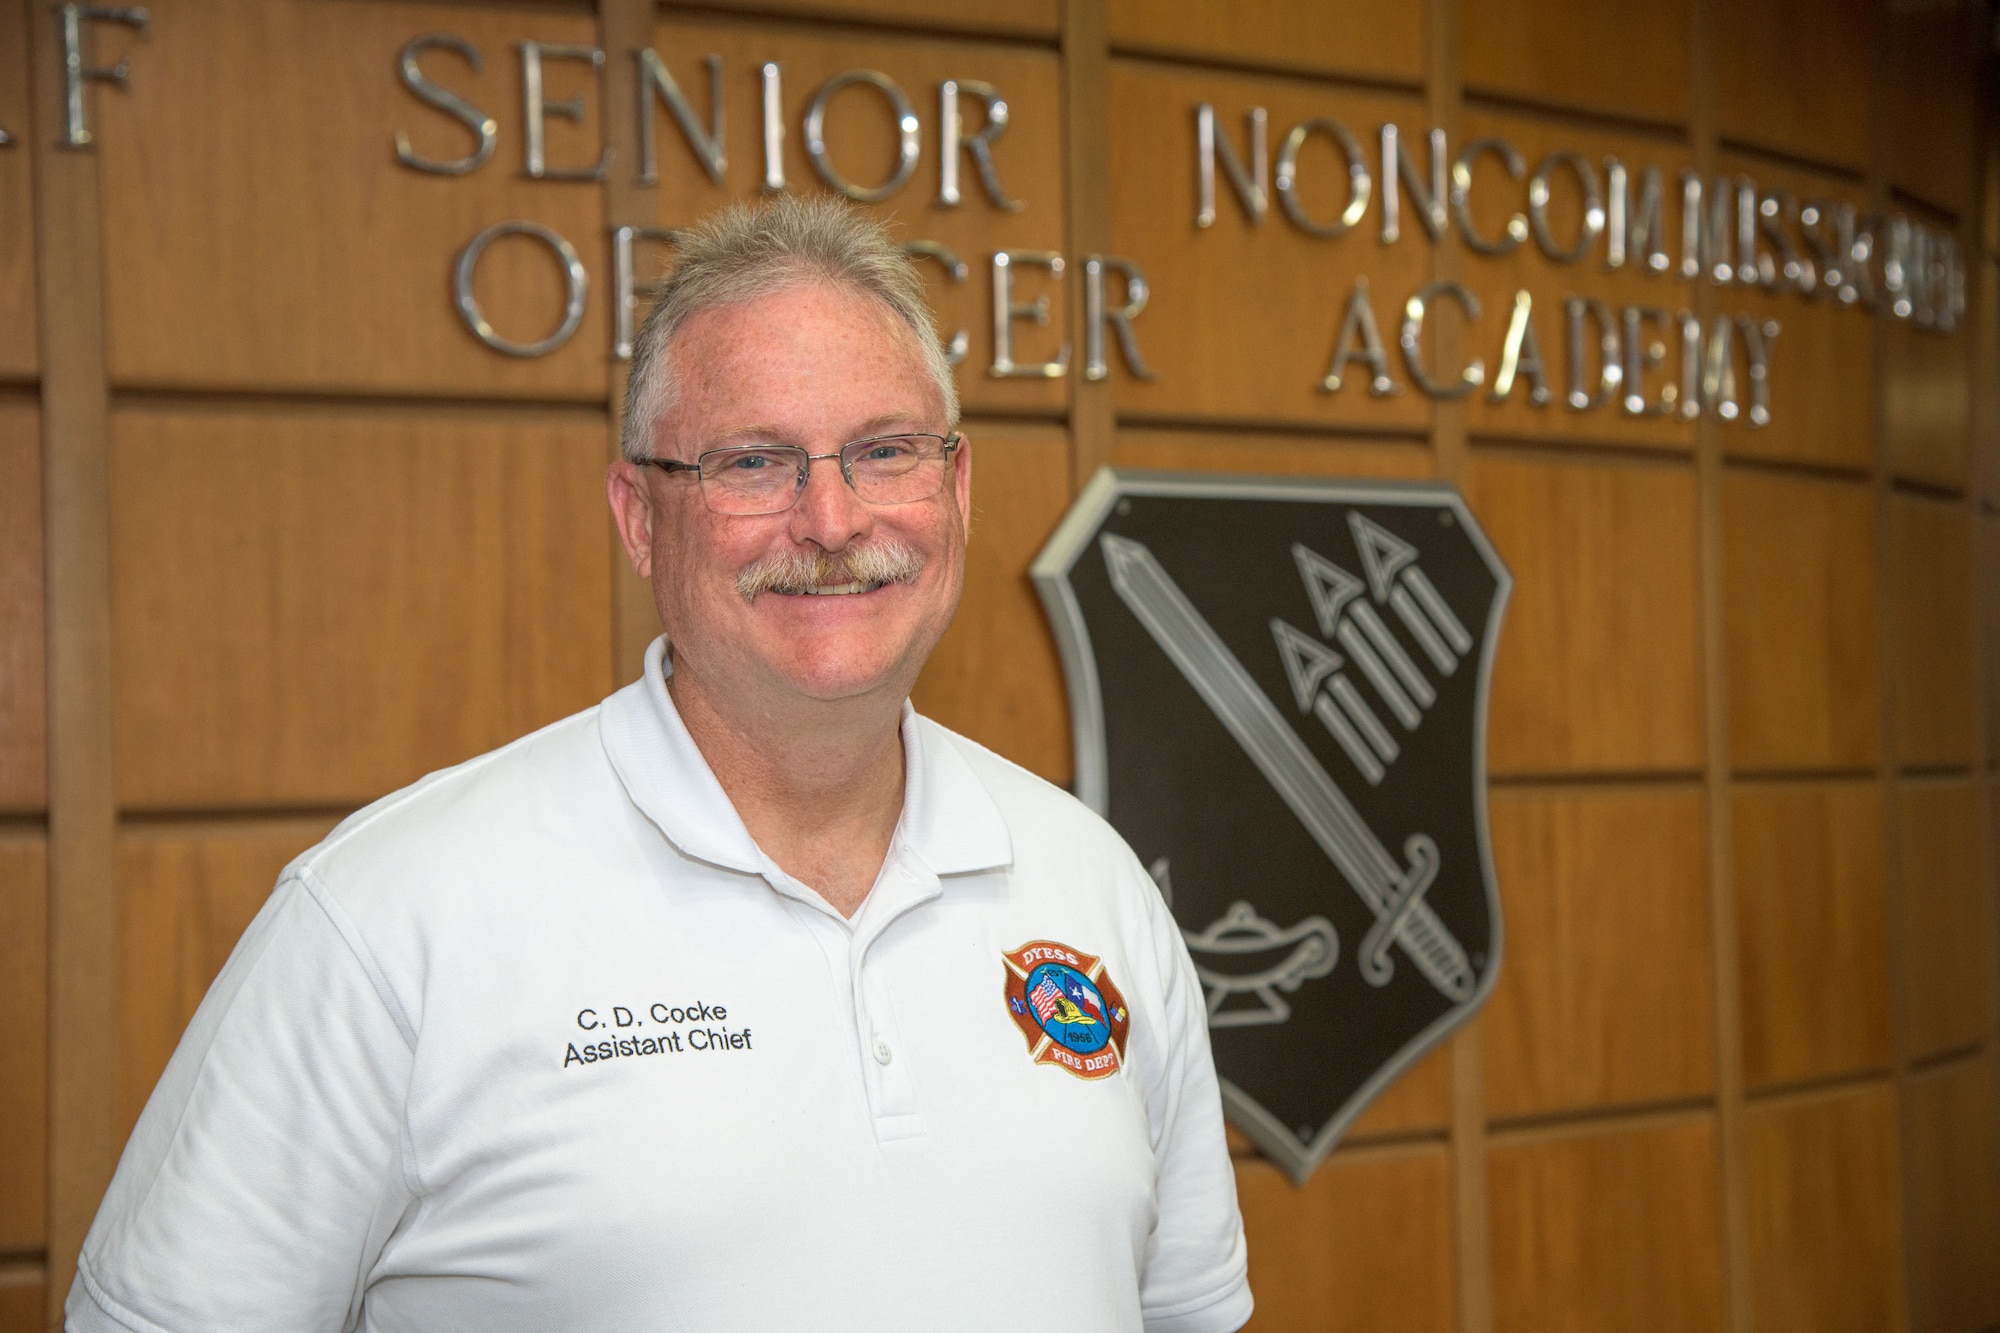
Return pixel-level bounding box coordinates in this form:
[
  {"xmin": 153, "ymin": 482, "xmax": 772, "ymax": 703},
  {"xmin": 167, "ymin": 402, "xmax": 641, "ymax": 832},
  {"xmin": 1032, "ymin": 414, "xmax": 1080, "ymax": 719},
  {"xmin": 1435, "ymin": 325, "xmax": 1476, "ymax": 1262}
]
[{"xmin": 608, "ymin": 282, "xmax": 971, "ymax": 712}]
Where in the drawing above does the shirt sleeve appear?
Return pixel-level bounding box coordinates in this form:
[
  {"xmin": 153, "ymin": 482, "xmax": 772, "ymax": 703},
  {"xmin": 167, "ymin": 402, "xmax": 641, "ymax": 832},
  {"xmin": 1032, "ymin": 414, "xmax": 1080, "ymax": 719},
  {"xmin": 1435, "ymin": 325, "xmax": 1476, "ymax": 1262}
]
[
  {"xmin": 68, "ymin": 876, "xmax": 418, "ymax": 1333},
  {"xmin": 1129, "ymin": 858, "xmax": 1254, "ymax": 1333}
]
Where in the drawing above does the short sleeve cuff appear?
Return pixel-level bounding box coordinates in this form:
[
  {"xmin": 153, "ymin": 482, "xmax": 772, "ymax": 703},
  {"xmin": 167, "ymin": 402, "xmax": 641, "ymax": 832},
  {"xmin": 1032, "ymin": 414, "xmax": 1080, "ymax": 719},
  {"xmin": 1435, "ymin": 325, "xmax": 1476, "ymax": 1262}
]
[
  {"xmin": 1143, "ymin": 1278, "xmax": 1253, "ymax": 1333},
  {"xmin": 67, "ymin": 1256, "xmax": 177, "ymax": 1333}
]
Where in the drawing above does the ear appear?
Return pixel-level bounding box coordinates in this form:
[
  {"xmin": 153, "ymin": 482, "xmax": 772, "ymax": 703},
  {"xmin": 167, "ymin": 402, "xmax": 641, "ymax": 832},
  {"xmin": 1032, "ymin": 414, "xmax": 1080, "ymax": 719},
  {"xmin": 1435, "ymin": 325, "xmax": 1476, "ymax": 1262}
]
[
  {"xmin": 950, "ymin": 431, "xmax": 973, "ymax": 534},
  {"xmin": 606, "ymin": 461, "xmax": 659, "ymax": 578}
]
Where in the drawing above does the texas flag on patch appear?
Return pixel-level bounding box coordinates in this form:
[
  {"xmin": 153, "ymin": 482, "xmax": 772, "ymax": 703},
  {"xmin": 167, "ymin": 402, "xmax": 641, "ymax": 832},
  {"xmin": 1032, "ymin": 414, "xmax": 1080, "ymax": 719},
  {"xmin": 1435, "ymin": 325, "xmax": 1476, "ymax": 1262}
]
[{"xmin": 1063, "ymin": 976, "xmax": 1104, "ymax": 1020}]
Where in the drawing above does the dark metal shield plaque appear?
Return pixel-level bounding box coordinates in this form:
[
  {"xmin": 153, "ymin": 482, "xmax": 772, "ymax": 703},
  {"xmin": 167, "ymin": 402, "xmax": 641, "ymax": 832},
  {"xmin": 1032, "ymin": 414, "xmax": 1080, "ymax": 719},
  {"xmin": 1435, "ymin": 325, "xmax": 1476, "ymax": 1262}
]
[{"xmin": 1031, "ymin": 470, "xmax": 1510, "ymax": 1182}]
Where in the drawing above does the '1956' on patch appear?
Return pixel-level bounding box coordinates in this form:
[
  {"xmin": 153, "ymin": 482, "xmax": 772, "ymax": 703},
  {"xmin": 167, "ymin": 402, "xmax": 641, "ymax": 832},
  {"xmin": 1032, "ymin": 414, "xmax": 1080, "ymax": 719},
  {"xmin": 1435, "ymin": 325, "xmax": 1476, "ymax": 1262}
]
[{"xmin": 1003, "ymin": 940, "xmax": 1131, "ymax": 1080}]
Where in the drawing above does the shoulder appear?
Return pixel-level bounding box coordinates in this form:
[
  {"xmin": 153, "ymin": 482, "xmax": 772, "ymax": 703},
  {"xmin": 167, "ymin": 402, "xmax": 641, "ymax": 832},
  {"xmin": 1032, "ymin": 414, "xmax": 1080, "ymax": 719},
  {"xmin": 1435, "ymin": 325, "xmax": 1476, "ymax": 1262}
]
[
  {"xmin": 289, "ymin": 704, "xmax": 621, "ymax": 907},
  {"xmin": 914, "ymin": 714, "xmax": 1131, "ymax": 861}
]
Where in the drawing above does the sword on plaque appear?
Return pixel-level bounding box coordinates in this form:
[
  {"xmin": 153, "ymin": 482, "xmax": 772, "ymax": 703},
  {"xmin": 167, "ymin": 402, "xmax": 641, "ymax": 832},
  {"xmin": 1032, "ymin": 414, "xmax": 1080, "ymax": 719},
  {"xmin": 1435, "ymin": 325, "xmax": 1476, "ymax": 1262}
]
[{"xmin": 1100, "ymin": 533, "xmax": 1475, "ymax": 1003}]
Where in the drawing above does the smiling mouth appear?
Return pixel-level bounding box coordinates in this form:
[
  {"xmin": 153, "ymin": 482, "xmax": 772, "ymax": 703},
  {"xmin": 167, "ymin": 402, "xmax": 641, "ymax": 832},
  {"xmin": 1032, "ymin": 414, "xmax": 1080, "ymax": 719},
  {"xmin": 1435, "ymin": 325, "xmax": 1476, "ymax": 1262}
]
[{"xmin": 789, "ymin": 580, "xmax": 886, "ymax": 597}]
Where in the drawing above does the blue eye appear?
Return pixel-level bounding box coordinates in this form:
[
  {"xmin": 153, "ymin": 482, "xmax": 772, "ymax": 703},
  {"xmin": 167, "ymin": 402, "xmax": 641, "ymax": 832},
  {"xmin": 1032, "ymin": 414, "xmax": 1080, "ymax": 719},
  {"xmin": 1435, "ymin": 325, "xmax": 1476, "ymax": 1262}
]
[{"xmin": 724, "ymin": 451, "xmax": 780, "ymax": 472}]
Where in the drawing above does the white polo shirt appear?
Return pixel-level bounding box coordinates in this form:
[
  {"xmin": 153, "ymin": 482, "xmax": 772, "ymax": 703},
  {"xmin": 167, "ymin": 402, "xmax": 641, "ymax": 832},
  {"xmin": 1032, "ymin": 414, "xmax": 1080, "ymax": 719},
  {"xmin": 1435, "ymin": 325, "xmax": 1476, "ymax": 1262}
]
[{"xmin": 70, "ymin": 638, "xmax": 1251, "ymax": 1333}]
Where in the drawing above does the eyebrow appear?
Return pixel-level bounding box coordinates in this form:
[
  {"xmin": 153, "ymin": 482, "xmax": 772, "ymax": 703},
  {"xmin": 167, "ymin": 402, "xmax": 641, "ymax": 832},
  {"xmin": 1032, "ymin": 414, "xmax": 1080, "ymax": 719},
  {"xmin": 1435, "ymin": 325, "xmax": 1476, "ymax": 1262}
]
[{"xmin": 702, "ymin": 414, "xmax": 933, "ymax": 449}]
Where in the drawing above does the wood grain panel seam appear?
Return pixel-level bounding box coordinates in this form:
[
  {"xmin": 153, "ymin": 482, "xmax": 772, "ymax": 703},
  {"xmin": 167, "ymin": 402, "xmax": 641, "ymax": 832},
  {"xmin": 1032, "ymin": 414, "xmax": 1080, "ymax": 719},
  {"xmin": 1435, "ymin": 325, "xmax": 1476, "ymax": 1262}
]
[
  {"xmin": 1907, "ymin": 1041, "xmax": 1991, "ymax": 1077},
  {"xmin": 1115, "ymin": 410, "xmax": 1430, "ymax": 443},
  {"xmin": 1719, "ymin": 453, "xmax": 1875, "ymax": 486},
  {"xmin": 1103, "ymin": 42, "xmax": 1425, "ymax": 97},
  {"xmin": 655, "ymin": 4, "xmax": 1063, "ymax": 48},
  {"xmin": 1715, "ymin": 135, "xmax": 1871, "ymax": 185},
  {"xmin": 1486, "ymin": 1099, "xmax": 1718, "ymax": 1148},
  {"xmin": 1488, "ymin": 768, "xmax": 1705, "ymax": 789},
  {"xmin": 1062, "ymin": 0, "xmax": 1113, "ymax": 488},
  {"xmin": 1689, "ymin": 0, "xmax": 1755, "ymax": 1320},
  {"xmin": 1743, "ymin": 1067, "xmax": 1900, "ymax": 1107},
  {"xmin": 1460, "ymin": 88, "xmax": 1687, "ymax": 140},
  {"xmin": 1465, "ymin": 435, "xmax": 1699, "ymax": 469},
  {"xmin": 28, "ymin": 0, "xmax": 123, "ymax": 1319},
  {"xmin": 107, "ymin": 388, "xmax": 611, "ymax": 421}
]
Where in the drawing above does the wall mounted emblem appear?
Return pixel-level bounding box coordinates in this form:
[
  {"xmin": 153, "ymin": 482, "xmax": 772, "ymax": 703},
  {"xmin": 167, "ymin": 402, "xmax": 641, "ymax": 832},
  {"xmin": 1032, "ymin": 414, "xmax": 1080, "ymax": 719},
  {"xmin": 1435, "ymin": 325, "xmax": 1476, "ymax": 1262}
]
[
  {"xmin": 1002, "ymin": 940, "xmax": 1131, "ymax": 1080},
  {"xmin": 1032, "ymin": 470, "xmax": 1511, "ymax": 1181}
]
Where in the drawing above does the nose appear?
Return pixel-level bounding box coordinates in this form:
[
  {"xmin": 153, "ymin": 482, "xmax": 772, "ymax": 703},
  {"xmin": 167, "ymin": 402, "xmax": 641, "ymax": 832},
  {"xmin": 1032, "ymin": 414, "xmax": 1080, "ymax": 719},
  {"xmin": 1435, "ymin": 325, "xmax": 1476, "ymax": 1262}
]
[{"xmin": 786, "ymin": 451, "xmax": 873, "ymax": 551}]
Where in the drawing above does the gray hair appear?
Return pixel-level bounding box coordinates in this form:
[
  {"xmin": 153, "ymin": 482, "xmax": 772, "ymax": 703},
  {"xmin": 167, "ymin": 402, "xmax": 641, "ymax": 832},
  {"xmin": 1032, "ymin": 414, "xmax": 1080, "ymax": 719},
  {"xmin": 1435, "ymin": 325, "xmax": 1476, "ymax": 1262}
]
[{"xmin": 620, "ymin": 196, "xmax": 959, "ymax": 462}]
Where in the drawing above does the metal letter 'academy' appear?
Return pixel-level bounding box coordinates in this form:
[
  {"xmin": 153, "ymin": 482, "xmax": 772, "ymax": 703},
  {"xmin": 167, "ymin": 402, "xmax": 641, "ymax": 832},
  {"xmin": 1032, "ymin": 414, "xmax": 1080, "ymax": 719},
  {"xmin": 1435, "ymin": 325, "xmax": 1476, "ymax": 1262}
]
[{"xmin": 1033, "ymin": 470, "xmax": 1510, "ymax": 1182}]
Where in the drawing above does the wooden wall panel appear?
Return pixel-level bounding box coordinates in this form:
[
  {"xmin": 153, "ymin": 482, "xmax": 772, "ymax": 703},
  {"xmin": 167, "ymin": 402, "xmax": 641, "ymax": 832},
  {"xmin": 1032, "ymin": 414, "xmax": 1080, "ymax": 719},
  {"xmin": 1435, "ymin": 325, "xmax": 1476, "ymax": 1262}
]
[
  {"xmin": 1111, "ymin": 429, "xmax": 1433, "ymax": 481},
  {"xmin": 1885, "ymin": 2, "xmax": 1975, "ymax": 217},
  {"xmin": 695, "ymin": 0, "xmax": 1057, "ymax": 39},
  {"xmin": 1888, "ymin": 495, "xmax": 1978, "ymax": 770},
  {"xmin": 1466, "ymin": 453, "xmax": 1704, "ymax": 775},
  {"xmin": 1462, "ymin": 0, "xmax": 1689, "ymax": 128},
  {"xmin": 1883, "ymin": 312, "xmax": 1973, "ymax": 493},
  {"xmin": 0, "ymin": 1273, "xmax": 42, "ymax": 1333},
  {"xmin": 1713, "ymin": 0, "xmax": 1872, "ymax": 172},
  {"xmin": 96, "ymin": 0, "xmax": 606, "ymax": 398},
  {"xmin": 1236, "ymin": 1143, "xmax": 1456, "ymax": 1333},
  {"xmin": 1722, "ymin": 471, "xmax": 1879, "ymax": 771},
  {"xmin": 116, "ymin": 819, "xmax": 335, "ymax": 1139},
  {"xmin": 109, "ymin": 406, "xmax": 614, "ymax": 810},
  {"xmin": 1907, "ymin": 1059, "xmax": 2000, "ymax": 1333},
  {"xmin": 1714, "ymin": 157, "xmax": 1874, "ymax": 473},
  {"xmin": 1489, "ymin": 1114, "xmax": 1728, "ymax": 1333},
  {"xmin": 1732, "ymin": 780, "xmax": 1892, "ymax": 1089},
  {"xmin": 1483, "ymin": 787, "xmax": 1714, "ymax": 1119},
  {"xmin": 1459, "ymin": 112, "xmax": 1695, "ymax": 454},
  {"xmin": 0, "ymin": 0, "xmax": 35, "ymax": 381},
  {"xmin": 1896, "ymin": 780, "xmax": 1992, "ymax": 1062},
  {"xmin": 1989, "ymin": 517, "xmax": 2000, "ymax": 768},
  {"xmin": 0, "ymin": 401, "xmax": 45, "ymax": 811},
  {"xmin": 1348, "ymin": 1042, "xmax": 1451, "ymax": 1138},
  {"xmin": 0, "ymin": 832, "xmax": 47, "ymax": 1253},
  {"xmin": 646, "ymin": 18, "xmax": 1071, "ymax": 419},
  {"xmin": 1742, "ymin": 1084, "xmax": 1906, "ymax": 1333},
  {"xmin": 1105, "ymin": 63, "xmax": 1432, "ymax": 430},
  {"xmin": 910, "ymin": 423, "xmax": 1071, "ymax": 784},
  {"xmin": 1972, "ymin": 258, "xmax": 2000, "ymax": 509},
  {"xmin": 1107, "ymin": 0, "xmax": 1423, "ymax": 86}
]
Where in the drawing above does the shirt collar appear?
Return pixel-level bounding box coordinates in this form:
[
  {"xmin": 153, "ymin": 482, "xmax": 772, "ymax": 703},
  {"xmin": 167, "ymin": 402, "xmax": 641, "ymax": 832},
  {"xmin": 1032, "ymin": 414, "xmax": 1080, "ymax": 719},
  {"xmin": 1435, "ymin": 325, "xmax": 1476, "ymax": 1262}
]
[{"xmin": 599, "ymin": 636, "xmax": 1012, "ymax": 882}]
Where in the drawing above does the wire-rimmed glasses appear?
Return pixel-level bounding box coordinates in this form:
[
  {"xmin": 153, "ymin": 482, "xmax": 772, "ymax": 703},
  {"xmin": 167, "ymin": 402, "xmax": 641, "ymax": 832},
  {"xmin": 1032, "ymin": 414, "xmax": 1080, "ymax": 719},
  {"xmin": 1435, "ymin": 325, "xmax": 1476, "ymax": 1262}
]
[{"xmin": 640, "ymin": 433, "xmax": 962, "ymax": 516}]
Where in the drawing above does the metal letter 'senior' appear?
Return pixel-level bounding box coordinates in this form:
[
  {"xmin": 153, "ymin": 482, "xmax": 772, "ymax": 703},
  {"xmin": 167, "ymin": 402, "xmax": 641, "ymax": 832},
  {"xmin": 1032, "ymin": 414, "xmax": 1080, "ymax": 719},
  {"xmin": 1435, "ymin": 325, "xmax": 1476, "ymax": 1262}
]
[
  {"xmin": 990, "ymin": 250, "xmax": 1071, "ymax": 379},
  {"xmin": 519, "ymin": 41, "xmax": 611, "ymax": 181},
  {"xmin": 454, "ymin": 220, "xmax": 589, "ymax": 358},
  {"xmin": 804, "ymin": 69, "xmax": 920, "ymax": 204},
  {"xmin": 1450, "ymin": 137, "xmax": 1528, "ymax": 256},
  {"xmin": 1275, "ymin": 118, "xmax": 1370, "ymax": 239},
  {"xmin": 636, "ymin": 50, "xmax": 724, "ymax": 186},
  {"xmin": 394, "ymin": 34, "xmax": 497, "ymax": 176},
  {"xmin": 1083, "ymin": 256, "xmax": 1158, "ymax": 382},
  {"xmin": 938, "ymin": 79, "xmax": 1023, "ymax": 211},
  {"xmin": 612, "ymin": 225, "xmax": 680, "ymax": 361},
  {"xmin": 1098, "ymin": 534, "xmax": 1474, "ymax": 1003},
  {"xmin": 1399, "ymin": 281, "xmax": 1485, "ymax": 399},
  {"xmin": 902, "ymin": 240, "xmax": 971, "ymax": 366},
  {"xmin": 760, "ymin": 62, "xmax": 786, "ymax": 192},
  {"xmin": 1195, "ymin": 103, "xmax": 1269, "ymax": 228},
  {"xmin": 1526, "ymin": 150, "xmax": 1604, "ymax": 264},
  {"xmin": 59, "ymin": 3, "xmax": 149, "ymax": 148}
]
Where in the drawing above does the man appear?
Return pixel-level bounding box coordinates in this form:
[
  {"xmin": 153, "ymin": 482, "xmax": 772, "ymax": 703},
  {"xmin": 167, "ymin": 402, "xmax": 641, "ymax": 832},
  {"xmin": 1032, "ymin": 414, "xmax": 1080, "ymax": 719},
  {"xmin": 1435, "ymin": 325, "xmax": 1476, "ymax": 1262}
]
[{"xmin": 68, "ymin": 197, "xmax": 1250, "ymax": 1332}]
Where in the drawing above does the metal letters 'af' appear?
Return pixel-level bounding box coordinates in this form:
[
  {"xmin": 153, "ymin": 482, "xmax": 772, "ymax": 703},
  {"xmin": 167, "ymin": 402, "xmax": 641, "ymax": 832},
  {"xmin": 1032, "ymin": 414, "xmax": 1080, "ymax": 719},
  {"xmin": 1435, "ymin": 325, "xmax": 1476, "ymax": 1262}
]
[{"xmin": 1032, "ymin": 470, "xmax": 1510, "ymax": 1183}]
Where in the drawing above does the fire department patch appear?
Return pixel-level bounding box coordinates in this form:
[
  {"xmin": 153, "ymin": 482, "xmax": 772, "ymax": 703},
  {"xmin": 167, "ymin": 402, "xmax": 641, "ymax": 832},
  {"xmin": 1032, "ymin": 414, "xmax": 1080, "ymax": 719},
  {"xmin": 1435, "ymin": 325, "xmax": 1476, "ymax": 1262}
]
[{"xmin": 1002, "ymin": 941, "xmax": 1131, "ymax": 1080}]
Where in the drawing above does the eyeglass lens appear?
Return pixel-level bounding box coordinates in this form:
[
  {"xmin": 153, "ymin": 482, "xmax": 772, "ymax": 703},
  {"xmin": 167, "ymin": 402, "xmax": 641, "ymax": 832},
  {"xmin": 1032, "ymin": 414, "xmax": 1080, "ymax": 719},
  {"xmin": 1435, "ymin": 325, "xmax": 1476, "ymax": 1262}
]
[{"xmin": 698, "ymin": 435, "xmax": 952, "ymax": 515}]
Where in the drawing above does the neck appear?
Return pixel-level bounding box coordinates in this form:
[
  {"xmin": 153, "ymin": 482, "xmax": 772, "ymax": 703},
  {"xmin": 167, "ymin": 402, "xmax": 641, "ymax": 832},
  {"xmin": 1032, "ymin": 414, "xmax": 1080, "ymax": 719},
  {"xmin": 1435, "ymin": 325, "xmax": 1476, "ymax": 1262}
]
[{"xmin": 666, "ymin": 661, "xmax": 908, "ymax": 918}]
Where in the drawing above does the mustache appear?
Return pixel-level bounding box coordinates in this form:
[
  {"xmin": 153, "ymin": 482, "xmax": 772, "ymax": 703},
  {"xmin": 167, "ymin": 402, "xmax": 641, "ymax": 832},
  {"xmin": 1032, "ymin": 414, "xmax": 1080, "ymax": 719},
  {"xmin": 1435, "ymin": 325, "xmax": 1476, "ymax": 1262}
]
[{"xmin": 734, "ymin": 538, "xmax": 928, "ymax": 600}]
